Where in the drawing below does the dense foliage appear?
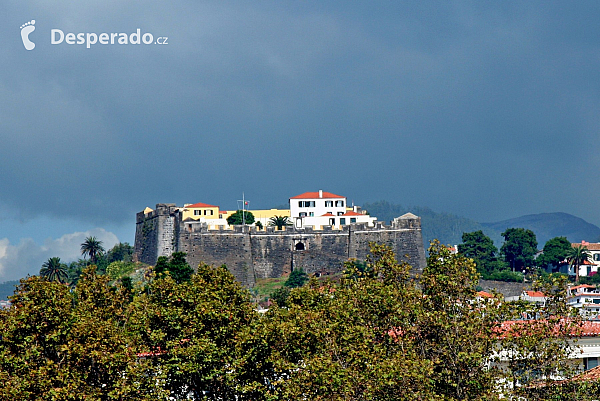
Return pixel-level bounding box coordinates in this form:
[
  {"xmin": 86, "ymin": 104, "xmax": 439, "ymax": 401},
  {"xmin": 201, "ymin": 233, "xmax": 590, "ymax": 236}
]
[
  {"xmin": 0, "ymin": 243, "xmax": 593, "ymax": 399},
  {"xmin": 536, "ymin": 236, "xmax": 571, "ymax": 270},
  {"xmin": 501, "ymin": 228, "xmax": 538, "ymax": 272},
  {"xmin": 154, "ymin": 252, "xmax": 194, "ymax": 283},
  {"xmin": 227, "ymin": 210, "xmax": 255, "ymax": 225}
]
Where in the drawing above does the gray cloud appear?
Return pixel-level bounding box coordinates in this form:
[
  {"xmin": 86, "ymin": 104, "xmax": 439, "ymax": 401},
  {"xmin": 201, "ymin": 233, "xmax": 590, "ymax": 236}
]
[
  {"xmin": 0, "ymin": 228, "xmax": 119, "ymax": 282},
  {"xmin": 1, "ymin": 0, "xmax": 600, "ymax": 244}
]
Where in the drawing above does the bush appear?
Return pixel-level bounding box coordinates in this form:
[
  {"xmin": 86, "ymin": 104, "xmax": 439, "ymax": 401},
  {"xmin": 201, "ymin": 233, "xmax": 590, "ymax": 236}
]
[{"xmin": 481, "ymin": 270, "xmax": 524, "ymax": 283}]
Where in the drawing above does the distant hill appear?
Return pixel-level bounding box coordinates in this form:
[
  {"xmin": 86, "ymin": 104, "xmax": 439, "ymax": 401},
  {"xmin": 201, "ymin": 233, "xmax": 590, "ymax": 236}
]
[
  {"xmin": 482, "ymin": 212, "xmax": 600, "ymax": 247},
  {"xmin": 363, "ymin": 201, "xmax": 504, "ymax": 248},
  {"xmin": 363, "ymin": 202, "xmax": 600, "ymax": 250}
]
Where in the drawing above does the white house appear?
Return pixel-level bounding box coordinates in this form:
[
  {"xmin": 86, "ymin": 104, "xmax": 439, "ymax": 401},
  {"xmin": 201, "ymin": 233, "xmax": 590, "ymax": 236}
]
[
  {"xmin": 569, "ymin": 241, "xmax": 600, "ymax": 278},
  {"xmin": 289, "ymin": 190, "xmax": 376, "ymax": 229},
  {"xmin": 567, "ymin": 285, "xmax": 600, "ymax": 318},
  {"xmin": 504, "ymin": 290, "xmax": 547, "ymax": 305}
]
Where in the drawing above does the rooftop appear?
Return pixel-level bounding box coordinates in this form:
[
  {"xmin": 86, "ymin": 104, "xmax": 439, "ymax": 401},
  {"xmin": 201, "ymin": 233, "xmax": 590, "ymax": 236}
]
[{"xmin": 290, "ymin": 191, "xmax": 344, "ymax": 199}]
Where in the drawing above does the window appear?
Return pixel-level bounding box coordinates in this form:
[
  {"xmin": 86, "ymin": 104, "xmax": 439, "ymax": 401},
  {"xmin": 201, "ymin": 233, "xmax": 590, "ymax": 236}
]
[
  {"xmin": 299, "ymin": 212, "xmax": 307, "ymax": 217},
  {"xmin": 194, "ymin": 210, "xmax": 201, "ymax": 216},
  {"xmin": 298, "ymin": 201, "xmax": 315, "ymax": 207},
  {"xmin": 295, "ymin": 242, "xmax": 305, "ymax": 251},
  {"xmin": 337, "ymin": 212, "xmax": 344, "ymax": 216},
  {"xmin": 335, "ymin": 200, "xmax": 344, "ymax": 207},
  {"xmin": 586, "ymin": 357, "xmax": 598, "ymax": 370},
  {"xmin": 210, "ymin": 210, "xmax": 214, "ymax": 215},
  {"xmin": 350, "ymin": 218, "xmax": 356, "ymax": 223},
  {"xmin": 329, "ymin": 218, "xmax": 335, "ymax": 225},
  {"xmin": 595, "ymin": 254, "xmax": 600, "ymax": 261},
  {"xmin": 325, "ymin": 201, "xmax": 333, "ymax": 207},
  {"xmin": 309, "ymin": 212, "xmax": 314, "ymax": 217},
  {"xmin": 340, "ymin": 218, "xmax": 346, "ymax": 225},
  {"xmin": 204, "ymin": 210, "xmax": 208, "ymax": 215}
]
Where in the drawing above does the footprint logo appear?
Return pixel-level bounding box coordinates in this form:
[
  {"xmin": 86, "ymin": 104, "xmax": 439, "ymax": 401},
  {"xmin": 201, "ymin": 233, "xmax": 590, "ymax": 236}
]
[{"xmin": 20, "ymin": 20, "xmax": 36, "ymax": 50}]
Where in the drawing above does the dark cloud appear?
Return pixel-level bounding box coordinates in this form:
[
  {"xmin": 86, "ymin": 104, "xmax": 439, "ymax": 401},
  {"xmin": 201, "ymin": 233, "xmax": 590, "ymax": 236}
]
[{"xmin": 1, "ymin": 0, "xmax": 600, "ymax": 238}]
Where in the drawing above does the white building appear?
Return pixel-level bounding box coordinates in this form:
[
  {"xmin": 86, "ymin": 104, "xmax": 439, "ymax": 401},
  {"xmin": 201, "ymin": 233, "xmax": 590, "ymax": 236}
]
[
  {"xmin": 569, "ymin": 241, "xmax": 600, "ymax": 278},
  {"xmin": 568, "ymin": 285, "xmax": 600, "ymax": 317},
  {"xmin": 289, "ymin": 190, "xmax": 376, "ymax": 229},
  {"xmin": 504, "ymin": 290, "xmax": 547, "ymax": 305}
]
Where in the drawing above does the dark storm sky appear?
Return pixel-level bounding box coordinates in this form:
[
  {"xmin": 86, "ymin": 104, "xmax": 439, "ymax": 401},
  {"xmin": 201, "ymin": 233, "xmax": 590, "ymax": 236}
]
[{"xmin": 1, "ymin": 1, "xmax": 600, "ymax": 280}]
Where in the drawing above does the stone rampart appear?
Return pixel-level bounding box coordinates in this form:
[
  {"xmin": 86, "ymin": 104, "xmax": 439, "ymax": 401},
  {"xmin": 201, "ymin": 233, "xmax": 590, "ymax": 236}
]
[{"xmin": 135, "ymin": 204, "xmax": 427, "ymax": 287}]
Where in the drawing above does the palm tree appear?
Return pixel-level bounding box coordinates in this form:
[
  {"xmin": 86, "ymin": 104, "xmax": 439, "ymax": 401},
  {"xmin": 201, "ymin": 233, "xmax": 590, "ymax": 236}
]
[
  {"xmin": 268, "ymin": 215, "xmax": 292, "ymax": 230},
  {"xmin": 40, "ymin": 257, "xmax": 68, "ymax": 283},
  {"xmin": 566, "ymin": 244, "xmax": 591, "ymax": 284},
  {"xmin": 81, "ymin": 236, "xmax": 105, "ymax": 264}
]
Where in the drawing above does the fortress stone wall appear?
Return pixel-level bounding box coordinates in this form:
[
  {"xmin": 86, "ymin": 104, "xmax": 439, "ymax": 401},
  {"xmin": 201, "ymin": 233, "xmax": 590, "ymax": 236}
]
[{"xmin": 134, "ymin": 204, "xmax": 426, "ymax": 287}]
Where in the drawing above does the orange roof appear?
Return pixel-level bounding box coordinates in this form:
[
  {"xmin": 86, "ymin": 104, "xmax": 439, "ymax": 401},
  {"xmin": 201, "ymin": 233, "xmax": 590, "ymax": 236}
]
[
  {"xmin": 497, "ymin": 320, "xmax": 600, "ymax": 338},
  {"xmin": 572, "ymin": 242, "xmax": 600, "ymax": 251},
  {"xmin": 291, "ymin": 191, "xmax": 344, "ymax": 199},
  {"xmin": 570, "ymin": 365, "xmax": 600, "ymax": 382},
  {"xmin": 321, "ymin": 213, "xmax": 335, "ymax": 217},
  {"xmin": 477, "ymin": 291, "xmax": 494, "ymax": 298},
  {"xmin": 186, "ymin": 202, "xmax": 218, "ymax": 209},
  {"xmin": 570, "ymin": 285, "xmax": 596, "ymax": 290},
  {"xmin": 342, "ymin": 211, "xmax": 363, "ymax": 216},
  {"xmin": 525, "ymin": 291, "xmax": 546, "ymax": 298}
]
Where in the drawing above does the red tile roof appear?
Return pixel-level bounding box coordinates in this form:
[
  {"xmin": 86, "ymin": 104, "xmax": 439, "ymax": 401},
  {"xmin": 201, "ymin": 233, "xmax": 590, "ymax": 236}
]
[
  {"xmin": 572, "ymin": 242, "xmax": 600, "ymax": 251},
  {"xmin": 497, "ymin": 320, "xmax": 600, "ymax": 338},
  {"xmin": 186, "ymin": 202, "xmax": 218, "ymax": 209},
  {"xmin": 570, "ymin": 285, "xmax": 596, "ymax": 290},
  {"xmin": 342, "ymin": 211, "xmax": 363, "ymax": 216},
  {"xmin": 477, "ymin": 291, "xmax": 494, "ymax": 298},
  {"xmin": 321, "ymin": 213, "xmax": 335, "ymax": 217},
  {"xmin": 525, "ymin": 291, "xmax": 546, "ymax": 298},
  {"xmin": 291, "ymin": 191, "xmax": 344, "ymax": 199},
  {"xmin": 569, "ymin": 365, "xmax": 600, "ymax": 382}
]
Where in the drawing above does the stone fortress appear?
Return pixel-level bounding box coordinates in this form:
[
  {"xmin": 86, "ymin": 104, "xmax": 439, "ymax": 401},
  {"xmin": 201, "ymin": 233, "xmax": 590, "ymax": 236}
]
[{"xmin": 134, "ymin": 190, "xmax": 426, "ymax": 287}]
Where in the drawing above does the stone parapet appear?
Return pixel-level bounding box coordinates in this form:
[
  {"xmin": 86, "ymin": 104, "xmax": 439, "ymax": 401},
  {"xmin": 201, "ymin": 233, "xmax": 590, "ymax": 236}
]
[{"xmin": 134, "ymin": 203, "xmax": 426, "ymax": 287}]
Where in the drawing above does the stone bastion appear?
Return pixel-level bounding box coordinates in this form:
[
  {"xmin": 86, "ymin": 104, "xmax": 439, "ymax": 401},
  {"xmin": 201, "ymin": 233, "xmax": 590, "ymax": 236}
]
[{"xmin": 134, "ymin": 203, "xmax": 426, "ymax": 287}]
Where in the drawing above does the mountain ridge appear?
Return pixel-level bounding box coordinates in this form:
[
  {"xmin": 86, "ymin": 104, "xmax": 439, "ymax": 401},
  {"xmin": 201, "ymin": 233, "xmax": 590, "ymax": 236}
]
[{"xmin": 363, "ymin": 201, "xmax": 600, "ymax": 249}]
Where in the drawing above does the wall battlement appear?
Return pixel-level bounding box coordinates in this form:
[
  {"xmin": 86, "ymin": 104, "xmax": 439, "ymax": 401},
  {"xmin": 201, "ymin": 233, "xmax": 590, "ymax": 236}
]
[{"xmin": 134, "ymin": 203, "xmax": 426, "ymax": 287}]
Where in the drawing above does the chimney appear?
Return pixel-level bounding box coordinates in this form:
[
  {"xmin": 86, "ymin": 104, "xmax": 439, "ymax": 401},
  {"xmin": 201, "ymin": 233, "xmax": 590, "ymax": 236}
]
[{"xmin": 319, "ymin": 189, "xmax": 323, "ymax": 198}]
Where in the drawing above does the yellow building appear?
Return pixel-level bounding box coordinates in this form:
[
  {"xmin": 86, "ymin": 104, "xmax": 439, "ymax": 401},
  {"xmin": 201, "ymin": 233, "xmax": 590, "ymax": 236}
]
[
  {"xmin": 181, "ymin": 202, "xmax": 220, "ymax": 221},
  {"xmin": 248, "ymin": 209, "xmax": 290, "ymax": 228}
]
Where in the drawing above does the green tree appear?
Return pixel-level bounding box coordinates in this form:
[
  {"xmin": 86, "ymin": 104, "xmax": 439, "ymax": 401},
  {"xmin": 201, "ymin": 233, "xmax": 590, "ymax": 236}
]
[
  {"xmin": 66, "ymin": 259, "xmax": 88, "ymax": 287},
  {"xmin": 536, "ymin": 236, "xmax": 571, "ymax": 271},
  {"xmin": 268, "ymin": 215, "xmax": 292, "ymax": 230},
  {"xmin": 499, "ymin": 274, "xmax": 582, "ymax": 398},
  {"xmin": 265, "ymin": 243, "xmax": 433, "ymax": 400},
  {"xmin": 153, "ymin": 252, "xmax": 194, "ymax": 283},
  {"xmin": 227, "ymin": 210, "xmax": 255, "ymax": 225},
  {"xmin": 458, "ymin": 230, "xmax": 501, "ymax": 275},
  {"xmin": 501, "ymin": 228, "xmax": 538, "ymax": 272},
  {"xmin": 106, "ymin": 242, "xmax": 134, "ymax": 263},
  {"xmin": 0, "ymin": 270, "xmax": 160, "ymax": 400},
  {"xmin": 127, "ymin": 263, "xmax": 261, "ymax": 400},
  {"xmin": 40, "ymin": 257, "xmax": 68, "ymax": 283},
  {"xmin": 106, "ymin": 260, "xmax": 137, "ymax": 280},
  {"xmin": 284, "ymin": 268, "xmax": 308, "ymax": 288},
  {"xmin": 566, "ymin": 244, "xmax": 591, "ymax": 284},
  {"xmin": 80, "ymin": 236, "xmax": 105, "ymax": 264},
  {"xmin": 270, "ymin": 286, "xmax": 291, "ymax": 307},
  {"xmin": 419, "ymin": 240, "xmax": 501, "ymax": 399}
]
